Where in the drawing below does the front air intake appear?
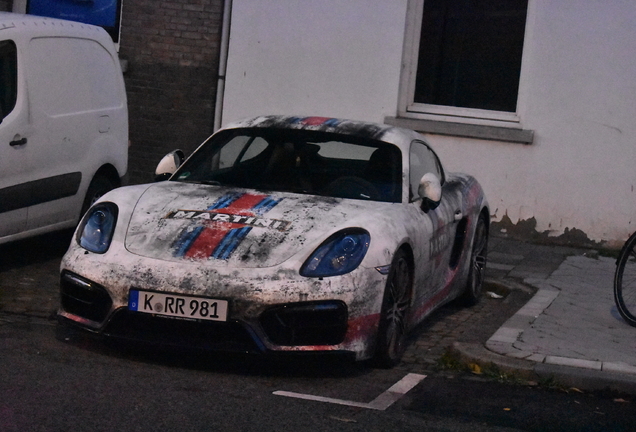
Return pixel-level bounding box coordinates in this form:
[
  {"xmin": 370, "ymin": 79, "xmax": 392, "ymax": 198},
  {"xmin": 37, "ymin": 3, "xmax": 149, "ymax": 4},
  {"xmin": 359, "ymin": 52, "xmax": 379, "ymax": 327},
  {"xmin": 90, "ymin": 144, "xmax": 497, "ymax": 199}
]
[
  {"xmin": 260, "ymin": 300, "xmax": 348, "ymax": 346},
  {"xmin": 60, "ymin": 271, "xmax": 113, "ymax": 323}
]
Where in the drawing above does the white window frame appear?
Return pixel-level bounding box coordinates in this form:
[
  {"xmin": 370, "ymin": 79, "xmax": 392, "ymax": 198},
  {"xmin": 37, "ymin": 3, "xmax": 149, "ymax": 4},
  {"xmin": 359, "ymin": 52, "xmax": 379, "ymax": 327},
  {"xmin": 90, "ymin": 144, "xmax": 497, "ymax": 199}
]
[{"xmin": 391, "ymin": 0, "xmax": 534, "ymax": 143}]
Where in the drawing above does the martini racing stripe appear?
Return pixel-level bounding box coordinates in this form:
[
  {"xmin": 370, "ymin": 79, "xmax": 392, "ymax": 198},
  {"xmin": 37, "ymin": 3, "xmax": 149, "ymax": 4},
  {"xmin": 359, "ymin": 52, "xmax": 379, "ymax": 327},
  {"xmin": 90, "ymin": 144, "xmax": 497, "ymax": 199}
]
[
  {"xmin": 212, "ymin": 226, "xmax": 252, "ymax": 260},
  {"xmin": 173, "ymin": 226, "xmax": 206, "ymax": 258},
  {"xmin": 172, "ymin": 192, "xmax": 282, "ymax": 260},
  {"xmin": 251, "ymin": 196, "xmax": 281, "ymax": 215}
]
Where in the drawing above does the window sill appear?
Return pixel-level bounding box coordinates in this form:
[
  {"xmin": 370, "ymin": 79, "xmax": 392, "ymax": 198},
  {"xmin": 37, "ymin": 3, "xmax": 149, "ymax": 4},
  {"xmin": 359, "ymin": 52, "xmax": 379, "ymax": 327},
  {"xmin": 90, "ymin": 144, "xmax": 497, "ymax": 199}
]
[{"xmin": 384, "ymin": 116, "xmax": 534, "ymax": 145}]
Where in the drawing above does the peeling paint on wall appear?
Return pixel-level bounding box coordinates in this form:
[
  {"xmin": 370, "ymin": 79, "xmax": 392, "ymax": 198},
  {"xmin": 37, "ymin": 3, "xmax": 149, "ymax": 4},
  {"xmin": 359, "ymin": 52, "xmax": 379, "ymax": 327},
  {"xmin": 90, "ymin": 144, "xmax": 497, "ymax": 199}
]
[{"xmin": 492, "ymin": 215, "xmax": 605, "ymax": 248}]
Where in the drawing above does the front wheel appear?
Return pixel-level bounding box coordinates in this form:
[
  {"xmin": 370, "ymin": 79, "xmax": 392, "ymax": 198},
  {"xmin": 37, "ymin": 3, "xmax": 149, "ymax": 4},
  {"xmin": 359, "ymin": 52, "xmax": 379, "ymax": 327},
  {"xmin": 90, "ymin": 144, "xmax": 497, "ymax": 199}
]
[
  {"xmin": 614, "ymin": 232, "xmax": 636, "ymax": 327},
  {"xmin": 373, "ymin": 249, "xmax": 413, "ymax": 368},
  {"xmin": 460, "ymin": 214, "xmax": 488, "ymax": 306}
]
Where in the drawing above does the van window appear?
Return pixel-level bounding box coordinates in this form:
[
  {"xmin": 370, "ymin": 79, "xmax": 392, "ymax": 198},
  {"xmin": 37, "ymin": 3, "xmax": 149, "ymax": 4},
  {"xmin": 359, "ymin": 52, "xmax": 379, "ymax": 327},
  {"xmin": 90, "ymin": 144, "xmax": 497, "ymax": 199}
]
[
  {"xmin": 0, "ymin": 40, "xmax": 17, "ymax": 120},
  {"xmin": 27, "ymin": 37, "xmax": 122, "ymax": 116}
]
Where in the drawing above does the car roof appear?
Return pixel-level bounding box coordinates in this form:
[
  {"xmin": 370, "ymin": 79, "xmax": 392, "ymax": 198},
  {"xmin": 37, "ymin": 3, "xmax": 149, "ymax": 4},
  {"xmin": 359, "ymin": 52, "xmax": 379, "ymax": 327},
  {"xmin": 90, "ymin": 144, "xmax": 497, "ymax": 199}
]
[
  {"xmin": 221, "ymin": 115, "xmax": 427, "ymax": 152},
  {"xmin": 0, "ymin": 12, "xmax": 110, "ymax": 42}
]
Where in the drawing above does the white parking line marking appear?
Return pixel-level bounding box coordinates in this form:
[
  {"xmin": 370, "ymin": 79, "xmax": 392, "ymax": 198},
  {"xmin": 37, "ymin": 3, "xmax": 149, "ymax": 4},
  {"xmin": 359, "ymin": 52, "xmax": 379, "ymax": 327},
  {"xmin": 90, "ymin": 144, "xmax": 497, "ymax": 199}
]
[{"xmin": 273, "ymin": 373, "xmax": 426, "ymax": 411}]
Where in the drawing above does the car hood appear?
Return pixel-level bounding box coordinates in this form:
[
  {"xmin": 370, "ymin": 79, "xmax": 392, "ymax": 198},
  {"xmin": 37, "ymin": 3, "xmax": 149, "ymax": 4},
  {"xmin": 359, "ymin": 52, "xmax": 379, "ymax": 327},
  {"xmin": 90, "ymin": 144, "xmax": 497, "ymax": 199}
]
[{"xmin": 124, "ymin": 182, "xmax": 381, "ymax": 268}]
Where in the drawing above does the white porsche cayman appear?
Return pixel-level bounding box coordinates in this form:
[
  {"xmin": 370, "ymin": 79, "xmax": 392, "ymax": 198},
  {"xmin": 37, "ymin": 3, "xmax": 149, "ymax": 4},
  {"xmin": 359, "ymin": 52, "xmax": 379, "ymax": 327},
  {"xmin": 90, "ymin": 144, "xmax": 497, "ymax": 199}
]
[{"xmin": 58, "ymin": 115, "xmax": 489, "ymax": 367}]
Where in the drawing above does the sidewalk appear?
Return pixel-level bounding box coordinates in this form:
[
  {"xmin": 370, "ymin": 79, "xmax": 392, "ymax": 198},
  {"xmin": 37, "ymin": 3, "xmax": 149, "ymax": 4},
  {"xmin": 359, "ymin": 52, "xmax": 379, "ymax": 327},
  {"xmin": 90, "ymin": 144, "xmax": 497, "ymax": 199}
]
[{"xmin": 455, "ymin": 235, "xmax": 636, "ymax": 394}]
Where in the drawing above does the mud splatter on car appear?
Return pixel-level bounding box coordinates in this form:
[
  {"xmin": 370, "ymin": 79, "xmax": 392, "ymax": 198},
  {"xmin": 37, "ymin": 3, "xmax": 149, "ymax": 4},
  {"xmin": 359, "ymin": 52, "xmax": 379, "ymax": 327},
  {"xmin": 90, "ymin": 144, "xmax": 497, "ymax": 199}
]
[{"xmin": 58, "ymin": 115, "xmax": 489, "ymax": 367}]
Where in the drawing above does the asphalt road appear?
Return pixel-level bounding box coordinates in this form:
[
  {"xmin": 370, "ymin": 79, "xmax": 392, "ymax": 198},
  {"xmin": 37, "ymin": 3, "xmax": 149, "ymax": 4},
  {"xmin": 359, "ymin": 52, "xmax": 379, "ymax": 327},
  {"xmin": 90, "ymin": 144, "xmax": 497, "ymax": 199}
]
[
  {"xmin": 1, "ymin": 314, "xmax": 635, "ymax": 431},
  {"xmin": 1, "ymin": 231, "xmax": 636, "ymax": 431}
]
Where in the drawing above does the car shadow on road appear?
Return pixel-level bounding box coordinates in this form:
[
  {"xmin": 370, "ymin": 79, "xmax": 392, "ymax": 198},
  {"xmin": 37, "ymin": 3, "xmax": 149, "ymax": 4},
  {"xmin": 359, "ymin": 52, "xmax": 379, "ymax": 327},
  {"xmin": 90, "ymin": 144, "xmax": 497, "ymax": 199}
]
[
  {"xmin": 0, "ymin": 229, "xmax": 74, "ymax": 272},
  {"xmin": 55, "ymin": 321, "xmax": 373, "ymax": 379}
]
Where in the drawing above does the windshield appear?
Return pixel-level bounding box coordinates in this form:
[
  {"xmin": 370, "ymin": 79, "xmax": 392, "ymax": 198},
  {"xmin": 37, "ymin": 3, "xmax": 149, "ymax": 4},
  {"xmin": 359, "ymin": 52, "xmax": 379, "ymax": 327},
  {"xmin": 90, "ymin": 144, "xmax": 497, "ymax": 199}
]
[{"xmin": 172, "ymin": 128, "xmax": 402, "ymax": 203}]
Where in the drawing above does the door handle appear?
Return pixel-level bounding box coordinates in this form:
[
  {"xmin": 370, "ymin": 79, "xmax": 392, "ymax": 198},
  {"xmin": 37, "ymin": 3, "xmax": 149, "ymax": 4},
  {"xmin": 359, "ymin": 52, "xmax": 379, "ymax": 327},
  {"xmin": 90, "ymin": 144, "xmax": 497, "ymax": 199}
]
[{"xmin": 10, "ymin": 137, "xmax": 27, "ymax": 146}]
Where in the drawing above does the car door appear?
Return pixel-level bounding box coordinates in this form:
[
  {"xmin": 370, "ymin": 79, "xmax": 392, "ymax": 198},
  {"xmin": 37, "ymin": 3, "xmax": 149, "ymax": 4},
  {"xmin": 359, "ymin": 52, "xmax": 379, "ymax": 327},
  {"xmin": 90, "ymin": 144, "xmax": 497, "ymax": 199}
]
[
  {"xmin": 0, "ymin": 38, "xmax": 29, "ymax": 238},
  {"xmin": 408, "ymin": 140, "xmax": 463, "ymax": 306}
]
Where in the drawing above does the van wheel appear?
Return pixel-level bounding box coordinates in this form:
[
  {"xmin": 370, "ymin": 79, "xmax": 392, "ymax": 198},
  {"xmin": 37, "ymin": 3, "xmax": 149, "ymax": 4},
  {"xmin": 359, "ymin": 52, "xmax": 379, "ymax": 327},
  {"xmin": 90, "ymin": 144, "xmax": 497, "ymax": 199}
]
[{"xmin": 81, "ymin": 175, "xmax": 115, "ymax": 216}]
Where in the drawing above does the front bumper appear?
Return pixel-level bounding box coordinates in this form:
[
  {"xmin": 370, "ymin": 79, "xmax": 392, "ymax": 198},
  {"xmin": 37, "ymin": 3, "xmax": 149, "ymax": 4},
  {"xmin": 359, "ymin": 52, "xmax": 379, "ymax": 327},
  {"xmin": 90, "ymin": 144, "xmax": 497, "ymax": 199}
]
[{"xmin": 58, "ymin": 251, "xmax": 384, "ymax": 360}]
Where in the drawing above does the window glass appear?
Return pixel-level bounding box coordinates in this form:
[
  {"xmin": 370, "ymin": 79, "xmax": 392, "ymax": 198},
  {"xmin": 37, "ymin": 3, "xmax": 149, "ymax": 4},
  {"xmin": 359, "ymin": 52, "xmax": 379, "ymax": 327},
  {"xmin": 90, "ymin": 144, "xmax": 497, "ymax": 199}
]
[
  {"xmin": 174, "ymin": 129, "xmax": 402, "ymax": 203},
  {"xmin": 414, "ymin": 0, "xmax": 527, "ymax": 112},
  {"xmin": 409, "ymin": 141, "xmax": 443, "ymax": 200},
  {"xmin": 217, "ymin": 136, "xmax": 250, "ymax": 169},
  {"xmin": 0, "ymin": 40, "xmax": 17, "ymax": 120},
  {"xmin": 317, "ymin": 141, "xmax": 375, "ymax": 160},
  {"xmin": 240, "ymin": 137, "xmax": 269, "ymax": 163}
]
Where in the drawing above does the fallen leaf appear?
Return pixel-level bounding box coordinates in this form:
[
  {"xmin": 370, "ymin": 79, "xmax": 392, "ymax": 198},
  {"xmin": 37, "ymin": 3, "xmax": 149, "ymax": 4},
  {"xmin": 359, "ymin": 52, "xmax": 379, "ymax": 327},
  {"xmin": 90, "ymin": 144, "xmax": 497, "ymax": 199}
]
[
  {"xmin": 330, "ymin": 416, "xmax": 357, "ymax": 423},
  {"xmin": 468, "ymin": 363, "xmax": 482, "ymax": 374}
]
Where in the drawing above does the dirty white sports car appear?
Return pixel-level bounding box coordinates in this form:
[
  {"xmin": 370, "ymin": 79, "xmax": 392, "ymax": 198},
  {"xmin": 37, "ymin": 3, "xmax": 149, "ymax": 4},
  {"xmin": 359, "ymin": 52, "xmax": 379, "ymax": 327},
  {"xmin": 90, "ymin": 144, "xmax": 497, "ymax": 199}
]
[{"xmin": 59, "ymin": 115, "xmax": 488, "ymax": 367}]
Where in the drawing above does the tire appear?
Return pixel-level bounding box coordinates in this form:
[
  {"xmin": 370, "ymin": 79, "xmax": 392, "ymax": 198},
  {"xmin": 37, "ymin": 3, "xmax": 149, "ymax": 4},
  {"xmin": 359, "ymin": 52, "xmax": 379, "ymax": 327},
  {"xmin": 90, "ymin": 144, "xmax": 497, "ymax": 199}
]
[
  {"xmin": 81, "ymin": 174, "xmax": 115, "ymax": 217},
  {"xmin": 373, "ymin": 249, "xmax": 412, "ymax": 368},
  {"xmin": 460, "ymin": 214, "xmax": 488, "ymax": 306},
  {"xmin": 614, "ymin": 232, "xmax": 636, "ymax": 327}
]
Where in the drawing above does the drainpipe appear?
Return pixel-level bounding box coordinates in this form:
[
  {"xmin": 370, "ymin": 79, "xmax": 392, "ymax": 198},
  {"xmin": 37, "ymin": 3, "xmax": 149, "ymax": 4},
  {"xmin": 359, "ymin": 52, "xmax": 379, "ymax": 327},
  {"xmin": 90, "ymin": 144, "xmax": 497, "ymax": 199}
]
[
  {"xmin": 12, "ymin": 0, "xmax": 27, "ymax": 13},
  {"xmin": 214, "ymin": 0, "xmax": 232, "ymax": 132}
]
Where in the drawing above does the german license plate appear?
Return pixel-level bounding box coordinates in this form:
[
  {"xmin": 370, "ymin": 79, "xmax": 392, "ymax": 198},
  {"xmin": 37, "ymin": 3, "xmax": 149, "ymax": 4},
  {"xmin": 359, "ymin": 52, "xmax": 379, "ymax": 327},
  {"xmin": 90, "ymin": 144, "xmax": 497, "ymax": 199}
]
[{"xmin": 129, "ymin": 289, "xmax": 228, "ymax": 322}]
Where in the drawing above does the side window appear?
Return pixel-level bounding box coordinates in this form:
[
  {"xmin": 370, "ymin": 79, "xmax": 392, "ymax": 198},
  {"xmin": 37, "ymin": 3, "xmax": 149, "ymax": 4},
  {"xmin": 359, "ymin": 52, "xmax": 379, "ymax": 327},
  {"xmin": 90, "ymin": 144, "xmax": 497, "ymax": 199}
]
[
  {"xmin": 215, "ymin": 136, "xmax": 268, "ymax": 169},
  {"xmin": 216, "ymin": 136, "xmax": 251, "ymax": 169},
  {"xmin": 405, "ymin": 0, "xmax": 528, "ymax": 117},
  {"xmin": 409, "ymin": 141, "xmax": 444, "ymax": 200},
  {"xmin": 0, "ymin": 40, "xmax": 17, "ymax": 121},
  {"xmin": 239, "ymin": 137, "xmax": 269, "ymax": 163}
]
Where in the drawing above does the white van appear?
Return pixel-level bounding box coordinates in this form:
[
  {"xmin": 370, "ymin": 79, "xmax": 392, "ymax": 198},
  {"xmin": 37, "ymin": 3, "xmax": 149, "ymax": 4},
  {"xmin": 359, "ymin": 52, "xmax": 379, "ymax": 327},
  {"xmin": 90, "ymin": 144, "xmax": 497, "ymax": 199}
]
[{"xmin": 0, "ymin": 12, "xmax": 128, "ymax": 244}]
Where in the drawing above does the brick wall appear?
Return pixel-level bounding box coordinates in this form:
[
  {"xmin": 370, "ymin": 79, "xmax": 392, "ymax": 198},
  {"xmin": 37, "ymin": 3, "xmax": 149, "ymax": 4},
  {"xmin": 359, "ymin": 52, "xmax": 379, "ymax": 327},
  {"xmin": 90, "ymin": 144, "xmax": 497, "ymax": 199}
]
[{"xmin": 119, "ymin": 0, "xmax": 224, "ymax": 184}]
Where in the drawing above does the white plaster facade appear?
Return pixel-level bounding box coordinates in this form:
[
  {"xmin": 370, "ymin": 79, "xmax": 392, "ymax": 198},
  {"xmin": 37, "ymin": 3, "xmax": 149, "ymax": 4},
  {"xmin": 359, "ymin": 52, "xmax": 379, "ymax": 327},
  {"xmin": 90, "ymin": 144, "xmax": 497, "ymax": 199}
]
[{"xmin": 221, "ymin": 0, "xmax": 636, "ymax": 246}]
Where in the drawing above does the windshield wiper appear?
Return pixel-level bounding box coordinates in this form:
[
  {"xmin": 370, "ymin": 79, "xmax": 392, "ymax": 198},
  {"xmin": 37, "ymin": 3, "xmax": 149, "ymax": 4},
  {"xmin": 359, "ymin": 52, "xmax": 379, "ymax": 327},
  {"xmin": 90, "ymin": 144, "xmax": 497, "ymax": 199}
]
[{"xmin": 177, "ymin": 179, "xmax": 222, "ymax": 186}]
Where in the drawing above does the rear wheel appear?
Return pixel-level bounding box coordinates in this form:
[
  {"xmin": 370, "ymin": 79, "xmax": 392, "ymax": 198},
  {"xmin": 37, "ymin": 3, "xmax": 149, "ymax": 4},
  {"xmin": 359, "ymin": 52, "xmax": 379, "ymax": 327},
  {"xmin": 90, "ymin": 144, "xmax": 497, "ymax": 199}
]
[
  {"xmin": 614, "ymin": 232, "xmax": 636, "ymax": 327},
  {"xmin": 81, "ymin": 174, "xmax": 115, "ymax": 217},
  {"xmin": 374, "ymin": 249, "xmax": 412, "ymax": 368},
  {"xmin": 461, "ymin": 214, "xmax": 488, "ymax": 306}
]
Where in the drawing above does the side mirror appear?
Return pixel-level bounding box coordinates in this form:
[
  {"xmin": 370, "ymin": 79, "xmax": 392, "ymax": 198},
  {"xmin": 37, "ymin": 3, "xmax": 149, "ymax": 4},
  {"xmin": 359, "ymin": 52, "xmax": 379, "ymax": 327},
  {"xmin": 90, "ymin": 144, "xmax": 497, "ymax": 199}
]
[
  {"xmin": 418, "ymin": 173, "xmax": 442, "ymax": 211},
  {"xmin": 155, "ymin": 150, "xmax": 185, "ymax": 182}
]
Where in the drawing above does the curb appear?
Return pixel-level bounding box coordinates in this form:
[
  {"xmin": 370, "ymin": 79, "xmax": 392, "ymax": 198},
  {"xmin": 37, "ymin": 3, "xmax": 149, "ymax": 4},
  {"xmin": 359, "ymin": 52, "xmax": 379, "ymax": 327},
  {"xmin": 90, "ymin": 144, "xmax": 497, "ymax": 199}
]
[
  {"xmin": 453, "ymin": 273, "xmax": 636, "ymax": 395},
  {"xmin": 452, "ymin": 341, "xmax": 636, "ymax": 395}
]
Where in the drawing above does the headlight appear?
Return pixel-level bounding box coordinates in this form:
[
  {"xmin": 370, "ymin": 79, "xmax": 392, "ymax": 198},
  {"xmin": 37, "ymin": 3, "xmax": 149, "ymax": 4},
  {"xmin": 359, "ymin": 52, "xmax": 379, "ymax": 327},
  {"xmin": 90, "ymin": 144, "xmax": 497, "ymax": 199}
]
[
  {"xmin": 77, "ymin": 202, "xmax": 118, "ymax": 253},
  {"xmin": 300, "ymin": 229, "xmax": 370, "ymax": 277}
]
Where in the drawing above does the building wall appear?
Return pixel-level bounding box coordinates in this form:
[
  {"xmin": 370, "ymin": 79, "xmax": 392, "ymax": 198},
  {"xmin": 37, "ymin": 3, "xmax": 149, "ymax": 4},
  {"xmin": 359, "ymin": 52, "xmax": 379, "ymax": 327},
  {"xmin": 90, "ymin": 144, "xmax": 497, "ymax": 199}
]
[
  {"xmin": 119, "ymin": 0, "xmax": 225, "ymax": 184},
  {"xmin": 0, "ymin": 1, "xmax": 11, "ymax": 12},
  {"xmin": 221, "ymin": 0, "xmax": 407, "ymax": 125},
  {"xmin": 425, "ymin": 1, "xmax": 636, "ymax": 246},
  {"xmin": 221, "ymin": 0, "xmax": 636, "ymax": 246}
]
